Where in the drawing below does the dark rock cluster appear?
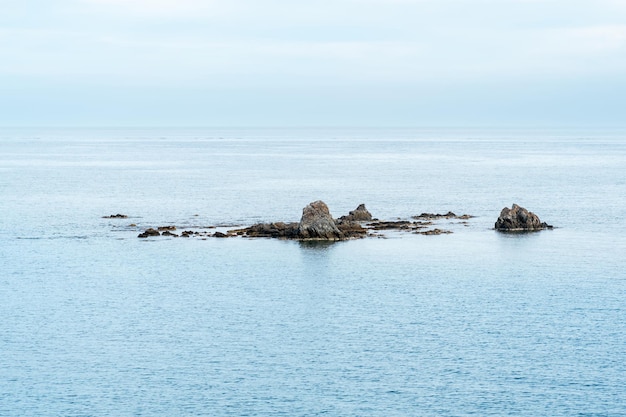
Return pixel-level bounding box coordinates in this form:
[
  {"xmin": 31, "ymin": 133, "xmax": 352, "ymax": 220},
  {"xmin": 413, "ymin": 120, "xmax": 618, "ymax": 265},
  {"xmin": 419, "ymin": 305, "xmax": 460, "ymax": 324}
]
[
  {"xmin": 135, "ymin": 202, "xmax": 384, "ymax": 240},
  {"xmin": 130, "ymin": 200, "xmax": 498, "ymax": 242},
  {"xmin": 235, "ymin": 201, "xmax": 368, "ymax": 240},
  {"xmin": 103, "ymin": 213, "xmax": 128, "ymax": 219},
  {"xmin": 413, "ymin": 212, "xmax": 473, "ymax": 220}
]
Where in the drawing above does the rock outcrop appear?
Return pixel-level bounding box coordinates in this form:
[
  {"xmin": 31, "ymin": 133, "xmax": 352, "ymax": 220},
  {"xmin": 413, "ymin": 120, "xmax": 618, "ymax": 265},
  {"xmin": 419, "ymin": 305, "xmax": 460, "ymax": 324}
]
[
  {"xmin": 297, "ymin": 200, "xmax": 344, "ymax": 240},
  {"xmin": 338, "ymin": 204, "xmax": 373, "ymax": 222},
  {"xmin": 495, "ymin": 204, "xmax": 552, "ymax": 231},
  {"xmin": 230, "ymin": 201, "xmax": 364, "ymax": 240}
]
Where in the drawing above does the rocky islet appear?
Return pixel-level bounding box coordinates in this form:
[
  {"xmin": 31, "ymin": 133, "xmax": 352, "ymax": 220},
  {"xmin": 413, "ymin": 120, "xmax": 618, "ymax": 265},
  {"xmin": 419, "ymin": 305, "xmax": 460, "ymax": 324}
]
[
  {"xmin": 495, "ymin": 204, "xmax": 553, "ymax": 232},
  {"xmin": 126, "ymin": 201, "xmax": 552, "ymax": 240}
]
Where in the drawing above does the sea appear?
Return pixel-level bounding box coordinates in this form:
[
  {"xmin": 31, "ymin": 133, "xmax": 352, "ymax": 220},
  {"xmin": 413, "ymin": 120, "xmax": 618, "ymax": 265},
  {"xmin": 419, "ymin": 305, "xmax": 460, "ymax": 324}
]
[{"xmin": 1, "ymin": 127, "xmax": 625, "ymax": 416}]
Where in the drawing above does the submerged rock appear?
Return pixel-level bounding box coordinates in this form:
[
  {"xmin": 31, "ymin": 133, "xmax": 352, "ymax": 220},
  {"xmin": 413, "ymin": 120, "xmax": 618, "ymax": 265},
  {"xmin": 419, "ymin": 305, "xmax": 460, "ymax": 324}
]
[
  {"xmin": 138, "ymin": 228, "xmax": 160, "ymax": 238},
  {"xmin": 298, "ymin": 201, "xmax": 344, "ymax": 240},
  {"xmin": 366, "ymin": 220, "xmax": 427, "ymax": 231},
  {"xmin": 234, "ymin": 222, "xmax": 299, "ymax": 239},
  {"xmin": 413, "ymin": 211, "xmax": 457, "ymax": 220},
  {"xmin": 158, "ymin": 225, "xmax": 176, "ymax": 231},
  {"xmin": 336, "ymin": 221, "xmax": 368, "ymax": 238},
  {"xmin": 103, "ymin": 213, "xmax": 128, "ymax": 219},
  {"xmin": 495, "ymin": 204, "xmax": 552, "ymax": 231},
  {"xmin": 412, "ymin": 212, "xmax": 474, "ymax": 220},
  {"xmin": 418, "ymin": 228, "xmax": 453, "ymax": 235}
]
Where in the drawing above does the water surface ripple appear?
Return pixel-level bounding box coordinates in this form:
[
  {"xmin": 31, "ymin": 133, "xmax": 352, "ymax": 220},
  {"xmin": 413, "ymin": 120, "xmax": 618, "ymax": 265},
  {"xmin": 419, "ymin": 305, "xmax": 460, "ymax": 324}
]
[{"xmin": 1, "ymin": 128, "xmax": 625, "ymax": 416}]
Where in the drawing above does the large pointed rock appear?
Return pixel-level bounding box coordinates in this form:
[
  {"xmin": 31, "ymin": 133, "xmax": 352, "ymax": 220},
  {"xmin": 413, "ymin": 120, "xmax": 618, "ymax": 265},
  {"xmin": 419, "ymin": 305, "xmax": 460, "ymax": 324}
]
[
  {"xmin": 298, "ymin": 200, "xmax": 344, "ymax": 240},
  {"xmin": 495, "ymin": 204, "xmax": 551, "ymax": 231}
]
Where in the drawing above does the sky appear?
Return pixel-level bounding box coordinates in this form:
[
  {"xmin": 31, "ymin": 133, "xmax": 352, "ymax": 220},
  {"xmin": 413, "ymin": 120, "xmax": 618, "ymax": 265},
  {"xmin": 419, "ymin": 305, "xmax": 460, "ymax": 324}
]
[{"xmin": 1, "ymin": 0, "xmax": 626, "ymax": 127}]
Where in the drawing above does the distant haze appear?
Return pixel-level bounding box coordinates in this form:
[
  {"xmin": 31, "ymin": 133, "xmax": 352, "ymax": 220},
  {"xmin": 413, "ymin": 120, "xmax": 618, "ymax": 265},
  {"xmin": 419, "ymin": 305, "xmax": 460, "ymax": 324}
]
[{"xmin": 2, "ymin": 0, "xmax": 626, "ymax": 127}]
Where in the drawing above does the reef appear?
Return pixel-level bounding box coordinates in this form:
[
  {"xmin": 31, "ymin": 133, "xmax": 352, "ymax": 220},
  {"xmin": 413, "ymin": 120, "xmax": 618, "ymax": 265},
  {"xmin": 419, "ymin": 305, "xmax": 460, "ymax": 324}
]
[{"xmin": 131, "ymin": 201, "xmax": 466, "ymax": 240}]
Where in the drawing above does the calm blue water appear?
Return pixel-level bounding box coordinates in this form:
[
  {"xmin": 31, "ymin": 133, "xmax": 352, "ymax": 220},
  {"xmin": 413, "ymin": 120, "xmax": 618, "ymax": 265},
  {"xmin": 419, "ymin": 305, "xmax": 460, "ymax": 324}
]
[{"xmin": 1, "ymin": 127, "xmax": 625, "ymax": 416}]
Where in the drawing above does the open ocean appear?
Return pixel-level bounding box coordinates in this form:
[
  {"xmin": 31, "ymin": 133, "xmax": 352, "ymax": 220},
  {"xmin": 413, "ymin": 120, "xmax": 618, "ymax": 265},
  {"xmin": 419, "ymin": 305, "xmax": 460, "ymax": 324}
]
[{"xmin": 1, "ymin": 127, "xmax": 625, "ymax": 416}]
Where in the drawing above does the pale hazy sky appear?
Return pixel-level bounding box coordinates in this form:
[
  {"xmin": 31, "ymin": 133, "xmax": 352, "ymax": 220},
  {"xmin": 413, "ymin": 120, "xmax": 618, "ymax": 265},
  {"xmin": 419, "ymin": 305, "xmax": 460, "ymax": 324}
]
[{"xmin": 2, "ymin": 0, "xmax": 626, "ymax": 126}]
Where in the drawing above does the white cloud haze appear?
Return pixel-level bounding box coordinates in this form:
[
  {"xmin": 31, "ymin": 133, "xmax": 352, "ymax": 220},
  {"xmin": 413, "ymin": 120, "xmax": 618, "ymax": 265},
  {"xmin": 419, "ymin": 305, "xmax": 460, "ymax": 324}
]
[{"xmin": 1, "ymin": 0, "xmax": 625, "ymax": 126}]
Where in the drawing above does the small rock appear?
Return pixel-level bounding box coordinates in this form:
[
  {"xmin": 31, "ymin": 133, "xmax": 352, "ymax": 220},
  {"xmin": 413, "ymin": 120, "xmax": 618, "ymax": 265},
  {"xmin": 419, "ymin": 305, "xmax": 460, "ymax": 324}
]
[
  {"xmin": 103, "ymin": 214, "xmax": 128, "ymax": 219},
  {"xmin": 138, "ymin": 228, "xmax": 160, "ymax": 238},
  {"xmin": 338, "ymin": 204, "xmax": 373, "ymax": 222}
]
